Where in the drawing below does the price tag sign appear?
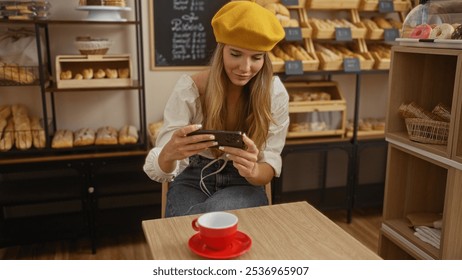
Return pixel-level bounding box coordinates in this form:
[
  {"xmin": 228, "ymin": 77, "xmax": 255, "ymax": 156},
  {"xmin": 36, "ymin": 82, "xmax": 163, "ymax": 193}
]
[
  {"xmin": 285, "ymin": 60, "xmax": 304, "ymax": 75},
  {"xmin": 378, "ymin": 0, "xmax": 395, "ymax": 13},
  {"xmin": 281, "ymin": 0, "xmax": 299, "ymax": 6},
  {"xmin": 384, "ymin": 28, "xmax": 400, "ymax": 41},
  {"xmin": 335, "ymin": 27, "xmax": 352, "ymax": 41},
  {"xmin": 343, "ymin": 58, "xmax": 360, "ymax": 72},
  {"xmin": 284, "ymin": 27, "xmax": 303, "ymax": 41}
]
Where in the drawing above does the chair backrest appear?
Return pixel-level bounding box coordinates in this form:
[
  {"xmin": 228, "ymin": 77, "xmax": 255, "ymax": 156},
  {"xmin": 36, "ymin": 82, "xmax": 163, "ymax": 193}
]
[{"xmin": 161, "ymin": 182, "xmax": 272, "ymax": 218}]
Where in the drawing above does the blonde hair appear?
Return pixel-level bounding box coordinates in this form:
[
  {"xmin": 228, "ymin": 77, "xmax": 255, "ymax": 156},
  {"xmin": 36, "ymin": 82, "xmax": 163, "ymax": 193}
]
[{"xmin": 201, "ymin": 43, "xmax": 275, "ymax": 150}]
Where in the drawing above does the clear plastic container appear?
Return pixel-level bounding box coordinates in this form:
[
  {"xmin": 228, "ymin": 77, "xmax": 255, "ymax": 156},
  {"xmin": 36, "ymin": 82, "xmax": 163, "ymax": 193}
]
[{"xmin": 401, "ymin": 0, "xmax": 462, "ymax": 40}]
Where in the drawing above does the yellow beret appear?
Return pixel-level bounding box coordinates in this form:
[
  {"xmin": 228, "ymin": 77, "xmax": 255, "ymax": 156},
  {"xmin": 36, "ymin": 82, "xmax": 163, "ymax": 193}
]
[{"xmin": 211, "ymin": 1, "xmax": 285, "ymax": 52}]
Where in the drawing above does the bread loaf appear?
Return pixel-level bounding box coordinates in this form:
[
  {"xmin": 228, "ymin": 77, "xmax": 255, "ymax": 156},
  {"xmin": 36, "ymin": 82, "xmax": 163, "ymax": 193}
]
[
  {"xmin": 30, "ymin": 117, "xmax": 46, "ymax": 149},
  {"xmin": 95, "ymin": 126, "xmax": 118, "ymax": 145},
  {"xmin": 52, "ymin": 129, "xmax": 73, "ymax": 149},
  {"xmin": 105, "ymin": 68, "xmax": 118, "ymax": 78},
  {"xmin": 118, "ymin": 68, "xmax": 129, "ymax": 78},
  {"xmin": 13, "ymin": 115, "xmax": 32, "ymax": 150},
  {"xmin": 0, "ymin": 118, "xmax": 14, "ymax": 152},
  {"xmin": 118, "ymin": 125, "xmax": 138, "ymax": 145},
  {"xmin": 94, "ymin": 69, "xmax": 106, "ymax": 79},
  {"xmin": 11, "ymin": 104, "xmax": 28, "ymax": 117},
  {"xmin": 73, "ymin": 128, "xmax": 96, "ymax": 146}
]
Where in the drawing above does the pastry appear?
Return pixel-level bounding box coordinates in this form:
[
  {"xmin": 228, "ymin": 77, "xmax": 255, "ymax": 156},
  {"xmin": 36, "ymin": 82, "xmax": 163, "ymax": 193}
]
[
  {"xmin": 94, "ymin": 69, "xmax": 106, "ymax": 79},
  {"xmin": 60, "ymin": 70, "xmax": 72, "ymax": 80},
  {"xmin": 73, "ymin": 128, "xmax": 96, "ymax": 146},
  {"xmin": 452, "ymin": 24, "xmax": 462, "ymax": 39},
  {"xmin": 118, "ymin": 68, "xmax": 129, "ymax": 78},
  {"xmin": 105, "ymin": 68, "xmax": 118, "ymax": 78},
  {"xmin": 52, "ymin": 129, "xmax": 73, "ymax": 148},
  {"xmin": 118, "ymin": 125, "xmax": 138, "ymax": 145},
  {"xmin": 430, "ymin": 23, "xmax": 454, "ymax": 39},
  {"xmin": 82, "ymin": 68, "xmax": 94, "ymax": 79},
  {"xmin": 410, "ymin": 24, "xmax": 432, "ymax": 39},
  {"xmin": 95, "ymin": 126, "xmax": 118, "ymax": 145}
]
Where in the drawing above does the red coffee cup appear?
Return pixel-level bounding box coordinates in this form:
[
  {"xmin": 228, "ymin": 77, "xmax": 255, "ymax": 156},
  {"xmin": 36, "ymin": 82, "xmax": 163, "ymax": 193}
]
[{"xmin": 192, "ymin": 211, "xmax": 238, "ymax": 250}]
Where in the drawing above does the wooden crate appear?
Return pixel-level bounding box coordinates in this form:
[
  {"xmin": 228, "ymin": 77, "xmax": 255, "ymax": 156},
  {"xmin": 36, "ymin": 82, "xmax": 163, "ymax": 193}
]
[
  {"xmin": 372, "ymin": 51, "xmax": 390, "ymax": 69},
  {"xmin": 55, "ymin": 54, "xmax": 132, "ymax": 89},
  {"xmin": 359, "ymin": 0, "xmax": 411, "ymax": 12},
  {"xmin": 271, "ymin": 39, "xmax": 319, "ymax": 73},
  {"xmin": 311, "ymin": 20, "xmax": 366, "ymax": 39},
  {"xmin": 306, "ymin": 0, "xmax": 360, "ymax": 9},
  {"xmin": 285, "ymin": 81, "xmax": 346, "ymax": 138}
]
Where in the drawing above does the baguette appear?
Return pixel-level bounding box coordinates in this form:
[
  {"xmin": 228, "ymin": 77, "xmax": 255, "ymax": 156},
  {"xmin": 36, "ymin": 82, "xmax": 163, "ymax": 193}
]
[
  {"xmin": 13, "ymin": 115, "xmax": 32, "ymax": 150},
  {"xmin": 0, "ymin": 118, "xmax": 14, "ymax": 152},
  {"xmin": 30, "ymin": 117, "xmax": 46, "ymax": 149}
]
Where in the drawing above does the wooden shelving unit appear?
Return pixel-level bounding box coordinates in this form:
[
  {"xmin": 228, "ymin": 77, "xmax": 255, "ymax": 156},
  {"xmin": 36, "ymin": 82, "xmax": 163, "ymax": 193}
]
[{"xmin": 379, "ymin": 45, "xmax": 462, "ymax": 259}]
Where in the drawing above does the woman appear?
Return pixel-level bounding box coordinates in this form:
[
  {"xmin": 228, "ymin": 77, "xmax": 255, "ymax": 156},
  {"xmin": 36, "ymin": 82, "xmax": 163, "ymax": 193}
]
[{"xmin": 144, "ymin": 1, "xmax": 289, "ymax": 217}]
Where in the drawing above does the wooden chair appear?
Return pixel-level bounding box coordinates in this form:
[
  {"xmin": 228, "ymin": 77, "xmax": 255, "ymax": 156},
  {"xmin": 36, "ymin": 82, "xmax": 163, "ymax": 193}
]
[{"xmin": 161, "ymin": 182, "xmax": 272, "ymax": 218}]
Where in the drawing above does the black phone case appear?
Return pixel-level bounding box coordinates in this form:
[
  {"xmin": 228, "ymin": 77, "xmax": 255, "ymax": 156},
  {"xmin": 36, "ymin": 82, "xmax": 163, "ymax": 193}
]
[{"xmin": 187, "ymin": 130, "xmax": 245, "ymax": 149}]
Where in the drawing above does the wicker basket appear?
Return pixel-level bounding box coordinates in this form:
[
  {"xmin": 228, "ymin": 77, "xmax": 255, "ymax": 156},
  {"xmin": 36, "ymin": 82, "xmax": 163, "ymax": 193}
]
[
  {"xmin": 405, "ymin": 118, "xmax": 449, "ymax": 145},
  {"xmin": 74, "ymin": 39, "xmax": 112, "ymax": 55}
]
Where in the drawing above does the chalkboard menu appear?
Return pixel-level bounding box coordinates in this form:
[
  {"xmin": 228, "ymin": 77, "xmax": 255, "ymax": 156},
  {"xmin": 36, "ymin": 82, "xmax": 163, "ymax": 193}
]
[{"xmin": 150, "ymin": 0, "xmax": 229, "ymax": 69}]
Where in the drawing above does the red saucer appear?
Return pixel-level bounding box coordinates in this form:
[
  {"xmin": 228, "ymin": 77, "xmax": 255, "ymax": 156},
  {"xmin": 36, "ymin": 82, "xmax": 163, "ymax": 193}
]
[{"xmin": 188, "ymin": 231, "xmax": 252, "ymax": 259}]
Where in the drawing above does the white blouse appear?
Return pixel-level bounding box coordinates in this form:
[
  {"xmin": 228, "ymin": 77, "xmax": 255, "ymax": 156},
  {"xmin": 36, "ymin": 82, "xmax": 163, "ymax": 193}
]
[{"xmin": 143, "ymin": 74, "xmax": 289, "ymax": 182}]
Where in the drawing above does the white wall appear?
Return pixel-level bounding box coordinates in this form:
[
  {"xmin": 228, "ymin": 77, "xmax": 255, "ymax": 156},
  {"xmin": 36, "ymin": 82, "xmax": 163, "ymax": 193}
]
[{"xmin": 1, "ymin": 0, "xmax": 388, "ymax": 130}]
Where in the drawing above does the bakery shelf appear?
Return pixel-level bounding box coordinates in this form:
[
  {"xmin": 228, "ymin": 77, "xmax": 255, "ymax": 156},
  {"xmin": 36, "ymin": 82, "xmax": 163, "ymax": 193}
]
[
  {"xmin": 381, "ymin": 219, "xmax": 439, "ymax": 259},
  {"xmin": 359, "ymin": 0, "xmax": 411, "ymax": 12},
  {"xmin": 46, "ymin": 80, "xmax": 142, "ymax": 92},
  {"xmin": 386, "ymin": 46, "xmax": 460, "ymax": 160},
  {"xmin": 306, "ymin": 0, "xmax": 360, "ymax": 10}
]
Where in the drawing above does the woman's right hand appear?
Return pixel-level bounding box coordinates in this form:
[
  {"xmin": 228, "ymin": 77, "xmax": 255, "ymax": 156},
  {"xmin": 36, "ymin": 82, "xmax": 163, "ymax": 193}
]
[{"xmin": 158, "ymin": 124, "xmax": 216, "ymax": 173}]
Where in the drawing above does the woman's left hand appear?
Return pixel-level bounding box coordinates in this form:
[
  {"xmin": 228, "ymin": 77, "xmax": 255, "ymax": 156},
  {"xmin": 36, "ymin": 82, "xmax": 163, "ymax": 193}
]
[{"xmin": 219, "ymin": 134, "xmax": 259, "ymax": 179}]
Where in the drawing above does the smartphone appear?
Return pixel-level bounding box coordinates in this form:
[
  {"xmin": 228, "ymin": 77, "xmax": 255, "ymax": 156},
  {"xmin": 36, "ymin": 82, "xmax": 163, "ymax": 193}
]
[{"xmin": 187, "ymin": 129, "xmax": 245, "ymax": 149}]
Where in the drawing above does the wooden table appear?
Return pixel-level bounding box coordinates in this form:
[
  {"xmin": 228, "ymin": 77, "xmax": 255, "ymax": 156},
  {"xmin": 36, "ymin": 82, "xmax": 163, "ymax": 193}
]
[{"xmin": 142, "ymin": 201, "xmax": 381, "ymax": 260}]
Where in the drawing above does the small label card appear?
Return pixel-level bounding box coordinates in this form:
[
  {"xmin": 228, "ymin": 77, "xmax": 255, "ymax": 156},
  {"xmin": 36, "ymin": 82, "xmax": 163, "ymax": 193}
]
[
  {"xmin": 335, "ymin": 27, "xmax": 352, "ymax": 41},
  {"xmin": 285, "ymin": 60, "xmax": 304, "ymax": 75},
  {"xmin": 378, "ymin": 0, "xmax": 395, "ymax": 13},
  {"xmin": 281, "ymin": 0, "xmax": 299, "ymax": 6},
  {"xmin": 384, "ymin": 28, "xmax": 400, "ymax": 41},
  {"xmin": 343, "ymin": 58, "xmax": 360, "ymax": 72},
  {"xmin": 284, "ymin": 27, "xmax": 303, "ymax": 41}
]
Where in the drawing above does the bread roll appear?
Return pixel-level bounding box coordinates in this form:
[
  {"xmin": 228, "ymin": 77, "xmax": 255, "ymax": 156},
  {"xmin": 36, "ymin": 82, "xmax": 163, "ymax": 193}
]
[
  {"xmin": 118, "ymin": 68, "xmax": 129, "ymax": 78},
  {"xmin": 0, "ymin": 118, "xmax": 14, "ymax": 152},
  {"xmin": 60, "ymin": 70, "xmax": 72, "ymax": 80},
  {"xmin": 52, "ymin": 129, "xmax": 73, "ymax": 149},
  {"xmin": 105, "ymin": 68, "xmax": 118, "ymax": 79},
  {"xmin": 95, "ymin": 126, "xmax": 118, "ymax": 145},
  {"xmin": 30, "ymin": 117, "xmax": 46, "ymax": 149},
  {"xmin": 74, "ymin": 73, "xmax": 83, "ymax": 80},
  {"xmin": 82, "ymin": 68, "xmax": 94, "ymax": 79},
  {"xmin": 73, "ymin": 128, "xmax": 96, "ymax": 146},
  {"xmin": 118, "ymin": 125, "xmax": 138, "ymax": 145},
  {"xmin": 94, "ymin": 69, "xmax": 106, "ymax": 79}
]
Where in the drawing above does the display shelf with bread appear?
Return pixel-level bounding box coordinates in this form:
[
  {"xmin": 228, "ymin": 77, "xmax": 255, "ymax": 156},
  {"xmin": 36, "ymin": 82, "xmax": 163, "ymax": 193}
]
[
  {"xmin": 285, "ymin": 81, "xmax": 347, "ymax": 138},
  {"xmin": 55, "ymin": 54, "xmax": 132, "ymax": 89},
  {"xmin": 306, "ymin": 0, "xmax": 361, "ymax": 10},
  {"xmin": 379, "ymin": 46, "xmax": 462, "ymax": 259},
  {"xmin": 359, "ymin": 0, "xmax": 411, "ymax": 13},
  {"xmin": 270, "ymin": 39, "xmax": 320, "ymax": 73}
]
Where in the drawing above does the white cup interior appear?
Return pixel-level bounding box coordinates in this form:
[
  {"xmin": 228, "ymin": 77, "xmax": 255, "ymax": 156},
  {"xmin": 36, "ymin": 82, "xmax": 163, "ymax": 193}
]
[{"xmin": 198, "ymin": 212, "xmax": 238, "ymax": 229}]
